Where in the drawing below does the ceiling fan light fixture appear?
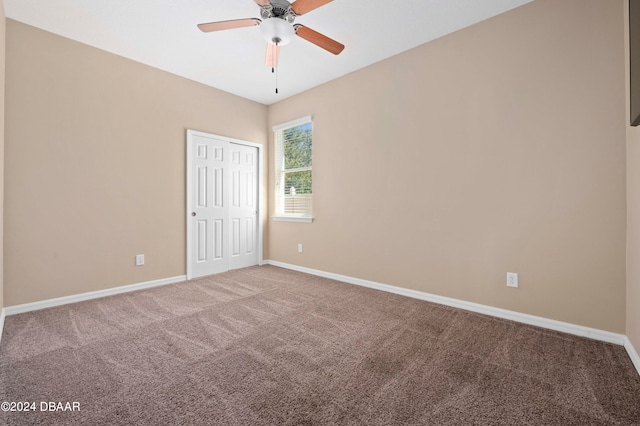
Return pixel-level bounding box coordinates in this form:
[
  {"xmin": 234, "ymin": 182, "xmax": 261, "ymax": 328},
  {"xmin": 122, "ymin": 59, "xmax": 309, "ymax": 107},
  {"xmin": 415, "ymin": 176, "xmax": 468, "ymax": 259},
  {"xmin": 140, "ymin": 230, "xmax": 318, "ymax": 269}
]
[{"xmin": 261, "ymin": 17, "xmax": 294, "ymax": 45}]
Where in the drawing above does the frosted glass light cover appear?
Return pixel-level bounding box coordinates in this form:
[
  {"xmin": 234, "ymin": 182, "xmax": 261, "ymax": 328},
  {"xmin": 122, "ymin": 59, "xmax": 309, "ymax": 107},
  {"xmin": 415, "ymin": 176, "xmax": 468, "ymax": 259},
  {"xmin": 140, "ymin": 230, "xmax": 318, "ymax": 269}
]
[{"xmin": 261, "ymin": 17, "xmax": 294, "ymax": 45}]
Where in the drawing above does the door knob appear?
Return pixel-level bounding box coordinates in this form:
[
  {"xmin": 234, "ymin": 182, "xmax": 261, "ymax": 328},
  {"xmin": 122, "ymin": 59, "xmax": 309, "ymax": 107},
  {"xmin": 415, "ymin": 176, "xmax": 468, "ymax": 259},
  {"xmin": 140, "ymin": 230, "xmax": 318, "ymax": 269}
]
[{"xmin": 192, "ymin": 212, "xmax": 196, "ymax": 217}]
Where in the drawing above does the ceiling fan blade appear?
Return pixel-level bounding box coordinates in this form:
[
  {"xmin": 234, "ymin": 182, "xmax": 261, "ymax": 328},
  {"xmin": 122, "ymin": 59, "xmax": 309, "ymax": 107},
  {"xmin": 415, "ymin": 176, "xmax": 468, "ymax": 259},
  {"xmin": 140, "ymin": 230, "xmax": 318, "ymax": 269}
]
[
  {"xmin": 197, "ymin": 18, "xmax": 261, "ymax": 33},
  {"xmin": 291, "ymin": 0, "xmax": 333, "ymax": 15},
  {"xmin": 254, "ymin": 0, "xmax": 271, "ymax": 5},
  {"xmin": 294, "ymin": 25, "xmax": 344, "ymax": 55},
  {"xmin": 265, "ymin": 43, "xmax": 281, "ymax": 68}
]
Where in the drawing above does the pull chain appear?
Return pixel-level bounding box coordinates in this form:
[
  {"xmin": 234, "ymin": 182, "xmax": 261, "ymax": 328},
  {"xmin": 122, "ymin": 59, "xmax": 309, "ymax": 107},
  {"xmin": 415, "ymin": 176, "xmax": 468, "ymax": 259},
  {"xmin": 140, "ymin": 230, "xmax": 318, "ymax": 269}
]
[
  {"xmin": 273, "ymin": 40, "xmax": 279, "ymax": 94},
  {"xmin": 271, "ymin": 42, "xmax": 275, "ymax": 73}
]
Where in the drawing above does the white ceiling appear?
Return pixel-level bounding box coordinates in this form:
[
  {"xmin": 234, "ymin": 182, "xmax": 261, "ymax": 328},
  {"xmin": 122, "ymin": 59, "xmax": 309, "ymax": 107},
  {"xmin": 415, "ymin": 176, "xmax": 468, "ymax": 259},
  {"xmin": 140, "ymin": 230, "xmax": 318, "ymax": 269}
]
[{"xmin": 4, "ymin": 0, "xmax": 533, "ymax": 105}]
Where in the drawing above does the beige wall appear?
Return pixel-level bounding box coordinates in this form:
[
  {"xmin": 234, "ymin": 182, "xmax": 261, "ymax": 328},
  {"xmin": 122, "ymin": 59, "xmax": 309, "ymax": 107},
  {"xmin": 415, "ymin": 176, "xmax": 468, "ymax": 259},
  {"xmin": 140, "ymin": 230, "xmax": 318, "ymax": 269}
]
[
  {"xmin": 268, "ymin": 0, "xmax": 627, "ymax": 332},
  {"xmin": 626, "ymin": 0, "xmax": 640, "ymax": 354},
  {"xmin": 0, "ymin": 0, "xmax": 5, "ymax": 311},
  {"xmin": 4, "ymin": 20, "xmax": 267, "ymax": 306}
]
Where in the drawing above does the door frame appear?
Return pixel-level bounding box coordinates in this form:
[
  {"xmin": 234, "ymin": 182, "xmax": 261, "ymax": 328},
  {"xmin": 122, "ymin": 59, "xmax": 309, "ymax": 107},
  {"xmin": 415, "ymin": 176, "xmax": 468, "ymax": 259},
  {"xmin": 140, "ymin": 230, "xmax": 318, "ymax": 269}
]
[{"xmin": 186, "ymin": 129, "xmax": 264, "ymax": 280}]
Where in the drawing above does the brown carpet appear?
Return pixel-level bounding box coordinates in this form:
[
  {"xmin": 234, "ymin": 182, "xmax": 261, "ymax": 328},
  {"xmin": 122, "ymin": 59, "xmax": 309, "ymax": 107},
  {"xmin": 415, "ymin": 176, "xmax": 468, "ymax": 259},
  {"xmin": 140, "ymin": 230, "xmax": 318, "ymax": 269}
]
[{"xmin": 0, "ymin": 265, "xmax": 639, "ymax": 425}]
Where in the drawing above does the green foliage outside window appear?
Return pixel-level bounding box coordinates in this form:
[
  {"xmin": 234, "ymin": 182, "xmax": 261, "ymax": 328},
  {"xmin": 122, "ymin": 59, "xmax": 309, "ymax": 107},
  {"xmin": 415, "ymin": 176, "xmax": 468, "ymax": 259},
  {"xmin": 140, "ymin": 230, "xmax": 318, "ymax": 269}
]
[{"xmin": 283, "ymin": 122, "xmax": 312, "ymax": 195}]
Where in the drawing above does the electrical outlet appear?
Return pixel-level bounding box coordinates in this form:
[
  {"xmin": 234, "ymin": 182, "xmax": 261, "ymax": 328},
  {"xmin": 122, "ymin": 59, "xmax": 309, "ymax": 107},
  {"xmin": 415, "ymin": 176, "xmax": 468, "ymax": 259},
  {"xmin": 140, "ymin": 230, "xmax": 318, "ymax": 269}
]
[
  {"xmin": 507, "ymin": 272, "xmax": 518, "ymax": 288},
  {"xmin": 136, "ymin": 254, "xmax": 145, "ymax": 266},
  {"xmin": 298, "ymin": 244, "xmax": 303, "ymax": 253}
]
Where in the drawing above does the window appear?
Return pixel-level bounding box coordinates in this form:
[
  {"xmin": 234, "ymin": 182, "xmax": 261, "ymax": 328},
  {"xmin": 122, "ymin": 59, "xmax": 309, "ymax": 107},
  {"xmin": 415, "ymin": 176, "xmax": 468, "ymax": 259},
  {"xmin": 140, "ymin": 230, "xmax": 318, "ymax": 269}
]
[{"xmin": 274, "ymin": 116, "xmax": 313, "ymax": 222}]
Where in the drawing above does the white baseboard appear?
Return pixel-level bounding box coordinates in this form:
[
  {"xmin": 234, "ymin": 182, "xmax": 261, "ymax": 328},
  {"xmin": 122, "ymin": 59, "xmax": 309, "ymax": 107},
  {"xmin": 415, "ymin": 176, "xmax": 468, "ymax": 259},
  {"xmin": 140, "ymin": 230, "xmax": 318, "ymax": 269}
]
[
  {"xmin": 625, "ymin": 336, "xmax": 640, "ymax": 374},
  {"xmin": 266, "ymin": 260, "xmax": 627, "ymax": 347},
  {"xmin": 0, "ymin": 308, "xmax": 5, "ymax": 345},
  {"xmin": 4, "ymin": 275, "xmax": 187, "ymax": 316}
]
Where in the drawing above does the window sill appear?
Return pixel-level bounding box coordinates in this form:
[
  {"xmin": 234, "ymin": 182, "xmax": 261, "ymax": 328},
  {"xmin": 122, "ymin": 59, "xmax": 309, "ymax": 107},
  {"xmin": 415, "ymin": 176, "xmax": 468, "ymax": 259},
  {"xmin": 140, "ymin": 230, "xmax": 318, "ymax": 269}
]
[{"xmin": 272, "ymin": 216, "xmax": 314, "ymax": 223}]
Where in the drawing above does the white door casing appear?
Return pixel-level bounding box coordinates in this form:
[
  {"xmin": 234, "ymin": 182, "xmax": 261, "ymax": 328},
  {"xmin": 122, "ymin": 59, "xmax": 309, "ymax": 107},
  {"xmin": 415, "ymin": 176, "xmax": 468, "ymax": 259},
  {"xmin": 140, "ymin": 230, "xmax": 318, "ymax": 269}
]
[{"xmin": 186, "ymin": 130, "xmax": 262, "ymax": 279}]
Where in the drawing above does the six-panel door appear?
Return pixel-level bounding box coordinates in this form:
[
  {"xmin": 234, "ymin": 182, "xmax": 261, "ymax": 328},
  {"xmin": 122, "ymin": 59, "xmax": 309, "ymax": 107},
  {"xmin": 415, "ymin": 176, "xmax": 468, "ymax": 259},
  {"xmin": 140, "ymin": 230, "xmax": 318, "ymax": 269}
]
[{"xmin": 188, "ymin": 133, "xmax": 259, "ymax": 278}]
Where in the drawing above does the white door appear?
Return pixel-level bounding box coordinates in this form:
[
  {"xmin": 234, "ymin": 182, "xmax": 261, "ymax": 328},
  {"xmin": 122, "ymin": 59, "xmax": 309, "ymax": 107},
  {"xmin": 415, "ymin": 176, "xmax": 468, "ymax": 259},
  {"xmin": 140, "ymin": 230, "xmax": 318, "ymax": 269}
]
[
  {"xmin": 187, "ymin": 131, "xmax": 260, "ymax": 279},
  {"xmin": 229, "ymin": 143, "xmax": 259, "ymax": 270},
  {"xmin": 188, "ymin": 133, "xmax": 229, "ymax": 277}
]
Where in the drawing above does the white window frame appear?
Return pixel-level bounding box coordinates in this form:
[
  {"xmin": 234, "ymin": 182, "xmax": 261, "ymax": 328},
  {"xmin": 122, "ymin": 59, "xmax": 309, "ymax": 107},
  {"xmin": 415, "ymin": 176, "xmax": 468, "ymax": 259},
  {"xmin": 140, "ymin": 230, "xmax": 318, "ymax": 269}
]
[{"xmin": 273, "ymin": 115, "xmax": 314, "ymax": 223}]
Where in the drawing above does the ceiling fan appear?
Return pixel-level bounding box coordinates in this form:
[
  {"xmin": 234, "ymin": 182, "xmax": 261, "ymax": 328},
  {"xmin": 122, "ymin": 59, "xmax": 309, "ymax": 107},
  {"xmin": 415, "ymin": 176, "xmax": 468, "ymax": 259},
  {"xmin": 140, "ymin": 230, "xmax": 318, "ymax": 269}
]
[{"xmin": 197, "ymin": 0, "xmax": 345, "ymax": 68}]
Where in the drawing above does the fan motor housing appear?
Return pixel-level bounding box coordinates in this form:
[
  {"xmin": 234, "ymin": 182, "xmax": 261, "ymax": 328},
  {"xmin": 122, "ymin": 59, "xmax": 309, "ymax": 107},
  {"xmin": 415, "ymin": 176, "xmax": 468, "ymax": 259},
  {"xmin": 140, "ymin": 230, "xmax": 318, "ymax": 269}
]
[{"xmin": 261, "ymin": 0, "xmax": 296, "ymax": 23}]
